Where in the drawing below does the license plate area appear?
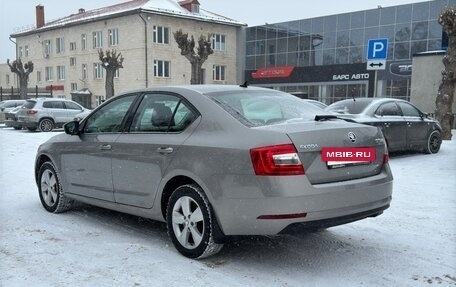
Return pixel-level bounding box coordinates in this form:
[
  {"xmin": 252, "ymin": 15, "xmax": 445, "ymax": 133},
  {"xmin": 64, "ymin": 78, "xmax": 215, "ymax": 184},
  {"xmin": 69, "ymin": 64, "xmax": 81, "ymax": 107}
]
[
  {"xmin": 326, "ymin": 161, "xmax": 370, "ymax": 169},
  {"xmin": 321, "ymin": 147, "xmax": 376, "ymax": 169}
]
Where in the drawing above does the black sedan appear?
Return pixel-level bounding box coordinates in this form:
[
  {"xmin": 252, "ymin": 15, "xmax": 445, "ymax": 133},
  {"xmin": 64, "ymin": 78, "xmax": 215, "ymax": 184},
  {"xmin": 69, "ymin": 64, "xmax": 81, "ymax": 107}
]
[{"xmin": 325, "ymin": 98, "xmax": 442, "ymax": 154}]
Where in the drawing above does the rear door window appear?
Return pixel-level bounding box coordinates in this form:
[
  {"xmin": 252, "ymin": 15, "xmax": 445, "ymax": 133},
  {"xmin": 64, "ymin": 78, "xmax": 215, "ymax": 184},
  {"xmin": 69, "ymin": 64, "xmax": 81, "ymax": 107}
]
[
  {"xmin": 43, "ymin": 101, "xmax": 65, "ymax": 109},
  {"xmin": 375, "ymin": 102, "xmax": 402, "ymax": 116},
  {"xmin": 129, "ymin": 93, "xmax": 197, "ymax": 133}
]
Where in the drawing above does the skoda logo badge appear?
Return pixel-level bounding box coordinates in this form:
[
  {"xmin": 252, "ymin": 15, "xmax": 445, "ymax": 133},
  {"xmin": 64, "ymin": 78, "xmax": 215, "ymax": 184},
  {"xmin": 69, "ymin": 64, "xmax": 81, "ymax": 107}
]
[{"xmin": 348, "ymin": 132, "xmax": 356, "ymax": 143}]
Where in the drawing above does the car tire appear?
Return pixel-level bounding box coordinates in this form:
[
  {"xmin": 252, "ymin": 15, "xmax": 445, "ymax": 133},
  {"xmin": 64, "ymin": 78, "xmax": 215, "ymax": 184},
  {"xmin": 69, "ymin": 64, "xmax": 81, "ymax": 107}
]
[
  {"xmin": 38, "ymin": 161, "xmax": 74, "ymax": 213},
  {"xmin": 167, "ymin": 184, "xmax": 223, "ymax": 259},
  {"xmin": 424, "ymin": 130, "xmax": 441, "ymax": 154},
  {"xmin": 39, "ymin": 119, "xmax": 54, "ymax": 132},
  {"xmin": 13, "ymin": 127, "xmax": 22, "ymax": 130}
]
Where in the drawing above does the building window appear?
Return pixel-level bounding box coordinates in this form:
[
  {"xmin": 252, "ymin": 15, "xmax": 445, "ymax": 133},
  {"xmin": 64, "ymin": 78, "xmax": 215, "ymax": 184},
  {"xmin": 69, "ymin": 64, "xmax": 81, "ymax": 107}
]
[
  {"xmin": 71, "ymin": 83, "xmax": 78, "ymax": 91},
  {"xmin": 82, "ymin": 64, "xmax": 87, "ymax": 80},
  {"xmin": 94, "ymin": 63, "xmax": 104, "ymax": 79},
  {"xmin": 19, "ymin": 47, "xmax": 23, "ymax": 57},
  {"xmin": 213, "ymin": 65, "xmax": 226, "ymax": 81},
  {"xmin": 153, "ymin": 26, "xmax": 169, "ymax": 44},
  {"xmin": 44, "ymin": 40, "xmax": 52, "ymax": 56},
  {"xmin": 109, "ymin": 28, "xmax": 119, "ymax": 46},
  {"xmin": 96, "ymin": 95, "xmax": 106, "ymax": 106},
  {"xmin": 57, "ymin": 66, "xmax": 65, "ymax": 80},
  {"xmin": 114, "ymin": 69, "xmax": 120, "ymax": 78},
  {"xmin": 70, "ymin": 57, "xmax": 76, "ymax": 66},
  {"xmin": 211, "ymin": 34, "xmax": 226, "ymax": 51},
  {"xmin": 70, "ymin": 42, "xmax": 77, "ymax": 51},
  {"xmin": 6, "ymin": 75, "xmax": 10, "ymax": 85},
  {"xmin": 93, "ymin": 31, "xmax": 103, "ymax": 48},
  {"xmin": 37, "ymin": 71, "xmax": 42, "ymax": 83},
  {"xmin": 56, "ymin": 37, "xmax": 65, "ymax": 53},
  {"xmin": 45, "ymin": 67, "xmax": 53, "ymax": 81},
  {"xmin": 25, "ymin": 46, "xmax": 29, "ymax": 57},
  {"xmin": 154, "ymin": 60, "xmax": 170, "ymax": 77},
  {"xmin": 81, "ymin": 34, "xmax": 87, "ymax": 50}
]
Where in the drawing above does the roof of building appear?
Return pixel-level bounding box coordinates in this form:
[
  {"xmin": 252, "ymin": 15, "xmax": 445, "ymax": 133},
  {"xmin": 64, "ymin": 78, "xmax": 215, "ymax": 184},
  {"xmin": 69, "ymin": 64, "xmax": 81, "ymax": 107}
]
[{"xmin": 11, "ymin": 0, "xmax": 245, "ymax": 37}]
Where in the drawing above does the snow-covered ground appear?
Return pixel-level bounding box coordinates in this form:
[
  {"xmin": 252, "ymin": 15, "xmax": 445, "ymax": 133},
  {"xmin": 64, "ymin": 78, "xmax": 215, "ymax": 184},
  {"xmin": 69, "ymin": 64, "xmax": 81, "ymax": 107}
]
[{"xmin": 0, "ymin": 127, "xmax": 455, "ymax": 287}]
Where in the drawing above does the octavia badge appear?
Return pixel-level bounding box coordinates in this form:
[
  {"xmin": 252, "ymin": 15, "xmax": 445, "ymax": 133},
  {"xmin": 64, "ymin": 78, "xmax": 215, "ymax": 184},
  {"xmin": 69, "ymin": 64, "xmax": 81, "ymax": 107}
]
[{"xmin": 348, "ymin": 132, "xmax": 356, "ymax": 143}]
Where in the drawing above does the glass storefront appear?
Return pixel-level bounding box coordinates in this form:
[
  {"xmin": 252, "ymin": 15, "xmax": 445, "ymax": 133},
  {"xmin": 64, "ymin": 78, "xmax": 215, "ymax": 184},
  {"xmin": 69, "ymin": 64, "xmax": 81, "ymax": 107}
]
[{"xmin": 245, "ymin": 0, "xmax": 454, "ymax": 104}]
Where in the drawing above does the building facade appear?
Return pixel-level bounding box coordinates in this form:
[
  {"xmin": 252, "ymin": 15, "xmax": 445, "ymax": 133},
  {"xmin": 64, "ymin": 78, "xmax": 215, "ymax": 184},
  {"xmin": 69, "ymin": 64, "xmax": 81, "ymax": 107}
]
[
  {"xmin": 9, "ymin": 0, "xmax": 245, "ymax": 108},
  {"xmin": 244, "ymin": 0, "xmax": 455, "ymax": 105}
]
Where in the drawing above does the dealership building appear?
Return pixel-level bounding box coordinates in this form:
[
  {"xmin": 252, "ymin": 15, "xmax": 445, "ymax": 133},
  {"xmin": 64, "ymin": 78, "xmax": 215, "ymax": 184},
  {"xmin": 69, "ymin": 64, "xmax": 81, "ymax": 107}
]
[{"xmin": 244, "ymin": 0, "xmax": 455, "ymax": 105}]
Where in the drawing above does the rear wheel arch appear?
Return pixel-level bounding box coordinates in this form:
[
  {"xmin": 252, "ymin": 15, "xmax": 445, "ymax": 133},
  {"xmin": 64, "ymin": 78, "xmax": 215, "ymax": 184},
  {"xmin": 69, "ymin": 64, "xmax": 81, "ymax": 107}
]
[{"xmin": 161, "ymin": 176, "xmax": 198, "ymax": 220}]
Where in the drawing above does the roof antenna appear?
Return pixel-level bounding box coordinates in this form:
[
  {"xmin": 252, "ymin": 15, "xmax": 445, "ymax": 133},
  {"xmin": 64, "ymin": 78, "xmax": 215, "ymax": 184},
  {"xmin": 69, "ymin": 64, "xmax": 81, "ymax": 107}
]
[{"xmin": 240, "ymin": 81, "xmax": 248, "ymax": 88}]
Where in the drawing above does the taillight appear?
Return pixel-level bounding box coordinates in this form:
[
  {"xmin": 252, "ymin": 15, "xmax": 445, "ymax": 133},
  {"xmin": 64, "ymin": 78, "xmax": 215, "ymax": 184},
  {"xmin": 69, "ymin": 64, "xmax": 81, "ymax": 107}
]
[
  {"xmin": 27, "ymin": 110, "xmax": 38, "ymax": 115},
  {"xmin": 250, "ymin": 144, "xmax": 305, "ymax": 176}
]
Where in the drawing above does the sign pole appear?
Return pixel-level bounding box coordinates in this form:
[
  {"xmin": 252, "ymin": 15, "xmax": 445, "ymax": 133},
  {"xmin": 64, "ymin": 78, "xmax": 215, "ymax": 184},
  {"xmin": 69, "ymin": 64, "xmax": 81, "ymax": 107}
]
[{"xmin": 373, "ymin": 70, "xmax": 378, "ymax": 98}]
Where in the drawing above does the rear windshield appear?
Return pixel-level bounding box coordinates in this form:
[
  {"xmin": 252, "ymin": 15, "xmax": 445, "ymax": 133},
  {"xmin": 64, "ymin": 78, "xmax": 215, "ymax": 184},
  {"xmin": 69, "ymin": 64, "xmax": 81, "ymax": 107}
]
[
  {"xmin": 23, "ymin": 100, "xmax": 37, "ymax": 109},
  {"xmin": 207, "ymin": 90, "xmax": 323, "ymax": 126},
  {"xmin": 325, "ymin": 99, "xmax": 371, "ymax": 114}
]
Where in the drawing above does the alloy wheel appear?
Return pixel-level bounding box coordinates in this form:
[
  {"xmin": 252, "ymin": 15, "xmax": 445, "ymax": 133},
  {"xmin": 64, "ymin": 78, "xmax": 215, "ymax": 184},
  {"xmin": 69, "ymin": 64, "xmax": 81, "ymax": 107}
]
[
  {"xmin": 40, "ymin": 169, "xmax": 58, "ymax": 207},
  {"xmin": 171, "ymin": 196, "xmax": 205, "ymax": 249}
]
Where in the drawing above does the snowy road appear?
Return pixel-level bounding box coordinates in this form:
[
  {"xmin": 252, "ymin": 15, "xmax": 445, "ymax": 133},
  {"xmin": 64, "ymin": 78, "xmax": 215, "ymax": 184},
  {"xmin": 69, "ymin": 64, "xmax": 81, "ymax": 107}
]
[{"xmin": 0, "ymin": 128, "xmax": 455, "ymax": 287}]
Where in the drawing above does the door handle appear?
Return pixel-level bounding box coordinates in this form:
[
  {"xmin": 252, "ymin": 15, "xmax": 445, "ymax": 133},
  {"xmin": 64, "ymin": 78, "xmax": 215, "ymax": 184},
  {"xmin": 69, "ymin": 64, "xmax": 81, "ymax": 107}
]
[
  {"xmin": 100, "ymin": 144, "xmax": 112, "ymax": 150},
  {"xmin": 157, "ymin": 147, "xmax": 174, "ymax": 154}
]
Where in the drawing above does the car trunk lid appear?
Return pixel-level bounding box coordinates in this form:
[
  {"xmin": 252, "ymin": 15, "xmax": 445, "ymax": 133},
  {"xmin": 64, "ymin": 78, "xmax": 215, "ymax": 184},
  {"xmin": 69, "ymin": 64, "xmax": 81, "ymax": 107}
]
[{"xmin": 256, "ymin": 120, "xmax": 387, "ymax": 184}]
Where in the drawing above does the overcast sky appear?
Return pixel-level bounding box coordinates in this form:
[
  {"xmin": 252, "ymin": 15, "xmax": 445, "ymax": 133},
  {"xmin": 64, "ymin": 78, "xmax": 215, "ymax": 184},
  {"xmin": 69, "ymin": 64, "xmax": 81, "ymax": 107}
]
[{"xmin": 0, "ymin": 0, "xmax": 425, "ymax": 63}]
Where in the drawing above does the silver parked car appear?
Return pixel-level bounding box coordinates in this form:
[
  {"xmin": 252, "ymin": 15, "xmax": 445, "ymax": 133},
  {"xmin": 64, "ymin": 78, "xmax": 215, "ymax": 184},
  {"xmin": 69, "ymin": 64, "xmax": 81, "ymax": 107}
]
[
  {"xmin": 16, "ymin": 98, "xmax": 89, "ymax": 132},
  {"xmin": 35, "ymin": 85, "xmax": 393, "ymax": 258},
  {"xmin": 4, "ymin": 106, "xmax": 24, "ymax": 130},
  {"xmin": 0, "ymin": 99, "xmax": 26, "ymax": 113}
]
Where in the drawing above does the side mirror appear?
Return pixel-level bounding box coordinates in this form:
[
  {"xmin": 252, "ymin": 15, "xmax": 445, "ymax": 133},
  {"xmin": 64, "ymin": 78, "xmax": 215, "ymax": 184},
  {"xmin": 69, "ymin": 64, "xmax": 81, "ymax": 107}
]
[
  {"xmin": 420, "ymin": 112, "xmax": 429, "ymax": 119},
  {"xmin": 64, "ymin": 121, "xmax": 81, "ymax": 135}
]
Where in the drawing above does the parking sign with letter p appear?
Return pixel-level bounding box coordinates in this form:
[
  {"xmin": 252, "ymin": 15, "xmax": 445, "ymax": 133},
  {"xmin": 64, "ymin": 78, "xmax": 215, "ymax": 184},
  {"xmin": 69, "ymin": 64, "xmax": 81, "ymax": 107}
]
[{"xmin": 367, "ymin": 39, "xmax": 388, "ymax": 60}]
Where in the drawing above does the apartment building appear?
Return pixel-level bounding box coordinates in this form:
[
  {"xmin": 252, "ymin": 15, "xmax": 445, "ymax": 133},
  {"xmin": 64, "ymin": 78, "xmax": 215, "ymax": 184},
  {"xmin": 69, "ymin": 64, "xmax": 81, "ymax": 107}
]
[{"xmin": 10, "ymin": 0, "xmax": 245, "ymax": 108}]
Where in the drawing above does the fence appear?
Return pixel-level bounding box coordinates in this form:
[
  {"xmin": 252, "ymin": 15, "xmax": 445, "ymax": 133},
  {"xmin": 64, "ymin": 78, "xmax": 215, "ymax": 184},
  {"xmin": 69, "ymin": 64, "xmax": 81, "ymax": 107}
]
[{"xmin": 0, "ymin": 85, "xmax": 53, "ymax": 101}]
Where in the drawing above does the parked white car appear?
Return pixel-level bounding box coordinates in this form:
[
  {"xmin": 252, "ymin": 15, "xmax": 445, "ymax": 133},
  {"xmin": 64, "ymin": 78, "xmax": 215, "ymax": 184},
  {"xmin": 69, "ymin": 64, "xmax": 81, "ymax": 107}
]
[{"xmin": 16, "ymin": 98, "xmax": 89, "ymax": 132}]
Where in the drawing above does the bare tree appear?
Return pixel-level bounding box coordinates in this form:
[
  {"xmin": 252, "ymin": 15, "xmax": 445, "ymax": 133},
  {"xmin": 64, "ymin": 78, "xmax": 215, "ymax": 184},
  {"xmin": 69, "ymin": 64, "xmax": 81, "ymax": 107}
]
[
  {"xmin": 173, "ymin": 29, "xmax": 213, "ymax": 84},
  {"xmin": 99, "ymin": 49, "xmax": 124, "ymax": 99},
  {"xmin": 436, "ymin": 6, "xmax": 456, "ymax": 140},
  {"xmin": 7, "ymin": 59, "xmax": 34, "ymax": 99}
]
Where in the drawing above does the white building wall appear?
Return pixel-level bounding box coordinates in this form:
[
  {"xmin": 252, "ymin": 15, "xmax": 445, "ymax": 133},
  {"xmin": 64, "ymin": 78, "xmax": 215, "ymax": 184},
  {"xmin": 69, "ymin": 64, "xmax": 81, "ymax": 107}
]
[
  {"xmin": 411, "ymin": 53, "xmax": 456, "ymax": 114},
  {"xmin": 13, "ymin": 12, "xmax": 242, "ymax": 108}
]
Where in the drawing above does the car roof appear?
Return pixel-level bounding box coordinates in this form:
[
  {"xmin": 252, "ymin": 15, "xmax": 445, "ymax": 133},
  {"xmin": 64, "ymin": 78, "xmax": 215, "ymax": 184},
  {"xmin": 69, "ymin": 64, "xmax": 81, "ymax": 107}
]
[
  {"xmin": 333, "ymin": 97, "xmax": 409, "ymax": 104},
  {"xmin": 116, "ymin": 84, "xmax": 274, "ymax": 96},
  {"xmin": 26, "ymin": 97, "xmax": 74, "ymax": 102}
]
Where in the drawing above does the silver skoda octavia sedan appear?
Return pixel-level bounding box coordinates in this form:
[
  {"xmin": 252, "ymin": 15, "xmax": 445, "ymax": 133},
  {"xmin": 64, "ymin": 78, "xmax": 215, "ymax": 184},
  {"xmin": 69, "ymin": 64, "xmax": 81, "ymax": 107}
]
[{"xmin": 35, "ymin": 85, "xmax": 393, "ymax": 259}]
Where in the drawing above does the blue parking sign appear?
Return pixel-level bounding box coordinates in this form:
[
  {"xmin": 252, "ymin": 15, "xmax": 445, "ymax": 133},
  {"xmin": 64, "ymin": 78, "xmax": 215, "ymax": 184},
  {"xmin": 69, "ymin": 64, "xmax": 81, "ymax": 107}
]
[{"xmin": 367, "ymin": 39, "xmax": 388, "ymax": 60}]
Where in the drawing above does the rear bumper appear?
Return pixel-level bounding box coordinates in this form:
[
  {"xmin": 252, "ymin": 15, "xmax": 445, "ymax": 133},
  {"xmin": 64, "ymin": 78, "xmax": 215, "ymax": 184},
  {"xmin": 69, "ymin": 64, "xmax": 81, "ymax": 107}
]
[
  {"xmin": 279, "ymin": 204, "xmax": 389, "ymax": 234},
  {"xmin": 4, "ymin": 119, "xmax": 22, "ymax": 128},
  {"xmin": 213, "ymin": 168, "xmax": 393, "ymax": 236},
  {"xmin": 17, "ymin": 120, "xmax": 38, "ymax": 128}
]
